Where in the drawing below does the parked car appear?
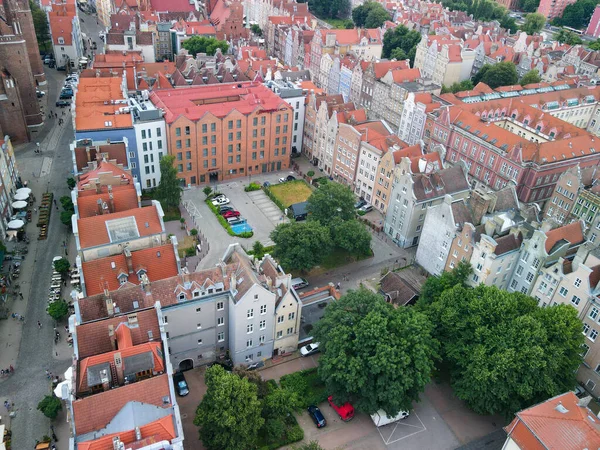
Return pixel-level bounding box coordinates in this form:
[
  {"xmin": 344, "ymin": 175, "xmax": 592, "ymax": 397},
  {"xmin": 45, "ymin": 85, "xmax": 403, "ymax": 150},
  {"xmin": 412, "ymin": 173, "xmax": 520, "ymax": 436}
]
[
  {"xmin": 207, "ymin": 359, "xmax": 233, "ymax": 371},
  {"xmin": 358, "ymin": 204, "xmax": 373, "ymax": 213},
  {"xmin": 43, "ymin": 56, "xmax": 52, "ymax": 65},
  {"xmin": 291, "ymin": 277, "xmax": 309, "ymax": 290},
  {"xmin": 247, "ymin": 361, "xmax": 264, "ymax": 370},
  {"xmin": 65, "ymin": 75, "xmax": 79, "ymax": 83},
  {"xmin": 263, "ymin": 181, "xmax": 271, "ymax": 187},
  {"xmin": 278, "ymin": 175, "xmax": 297, "ymax": 183},
  {"xmin": 173, "ymin": 372, "xmax": 189, "ymax": 396},
  {"xmin": 56, "ymin": 100, "xmax": 70, "ymax": 107},
  {"xmin": 36, "ymin": 90, "xmax": 45, "ymax": 98},
  {"xmin": 56, "ymin": 66, "xmax": 66, "ymax": 71},
  {"xmin": 64, "ymin": 82, "xmax": 75, "ymax": 90},
  {"xmin": 219, "ymin": 205, "xmax": 234, "ymax": 213},
  {"xmin": 307, "ymin": 405, "xmax": 326, "ymax": 428},
  {"xmin": 299, "ymin": 342, "xmax": 320, "ymax": 356},
  {"xmin": 370, "ymin": 409, "xmax": 409, "ymax": 427},
  {"xmin": 222, "ymin": 210, "xmax": 241, "ymax": 219},
  {"xmin": 354, "ymin": 198, "xmax": 367, "ymax": 209},
  {"xmin": 227, "ymin": 217, "xmax": 245, "ymax": 225},
  {"xmin": 211, "ymin": 197, "xmax": 230, "ymax": 206},
  {"xmin": 328, "ymin": 396, "xmax": 354, "ymax": 421}
]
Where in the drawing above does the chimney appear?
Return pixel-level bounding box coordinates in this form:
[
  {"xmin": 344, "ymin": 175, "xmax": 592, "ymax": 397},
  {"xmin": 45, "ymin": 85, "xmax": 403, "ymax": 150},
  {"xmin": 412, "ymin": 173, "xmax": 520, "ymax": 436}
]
[
  {"xmin": 97, "ymin": 198, "xmax": 103, "ymax": 215},
  {"xmin": 95, "ymin": 181, "xmax": 102, "ymax": 194},
  {"xmin": 540, "ymin": 220, "xmax": 553, "ymax": 233},
  {"xmin": 109, "ymin": 192, "xmax": 115, "ymax": 213},
  {"xmin": 124, "ymin": 247, "xmax": 133, "ymax": 273},
  {"xmin": 100, "ymin": 368, "xmax": 111, "ymax": 392},
  {"xmin": 231, "ymin": 273, "xmax": 237, "ymax": 291},
  {"xmin": 140, "ymin": 273, "xmax": 151, "ymax": 293},
  {"xmin": 85, "ymin": 146, "xmax": 91, "ymax": 162},
  {"xmin": 578, "ymin": 396, "xmax": 592, "ymax": 408},
  {"xmin": 114, "ymin": 352, "xmax": 124, "ymax": 384},
  {"xmin": 135, "ymin": 427, "xmax": 142, "ymax": 441},
  {"xmin": 104, "ymin": 289, "xmax": 115, "ymax": 316}
]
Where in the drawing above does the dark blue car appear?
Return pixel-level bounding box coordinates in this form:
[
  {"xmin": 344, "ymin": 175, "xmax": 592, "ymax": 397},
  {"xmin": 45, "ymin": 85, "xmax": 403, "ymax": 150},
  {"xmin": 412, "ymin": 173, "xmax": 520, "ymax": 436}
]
[{"xmin": 308, "ymin": 405, "xmax": 326, "ymax": 428}]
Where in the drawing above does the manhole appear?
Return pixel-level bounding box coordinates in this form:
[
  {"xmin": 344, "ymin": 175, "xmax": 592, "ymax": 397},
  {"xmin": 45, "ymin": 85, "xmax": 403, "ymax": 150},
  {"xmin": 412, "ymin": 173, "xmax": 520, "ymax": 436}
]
[{"xmin": 181, "ymin": 413, "xmax": 188, "ymax": 419}]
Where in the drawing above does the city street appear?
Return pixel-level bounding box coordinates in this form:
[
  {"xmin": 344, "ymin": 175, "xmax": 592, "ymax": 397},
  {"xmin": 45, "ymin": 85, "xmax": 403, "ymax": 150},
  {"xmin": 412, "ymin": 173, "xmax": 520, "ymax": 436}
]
[
  {"xmin": 0, "ymin": 65, "xmax": 76, "ymax": 450},
  {"xmin": 78, "ymin": 8, "xmax": 105, "ymax": 57}
]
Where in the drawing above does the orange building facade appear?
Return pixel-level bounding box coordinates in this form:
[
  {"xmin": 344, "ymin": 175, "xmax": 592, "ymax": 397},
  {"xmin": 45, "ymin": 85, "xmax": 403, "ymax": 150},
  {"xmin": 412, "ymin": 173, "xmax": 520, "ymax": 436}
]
[{"xmin": 150, "ymin": 83, "xmax": 293, "ymax": 185}]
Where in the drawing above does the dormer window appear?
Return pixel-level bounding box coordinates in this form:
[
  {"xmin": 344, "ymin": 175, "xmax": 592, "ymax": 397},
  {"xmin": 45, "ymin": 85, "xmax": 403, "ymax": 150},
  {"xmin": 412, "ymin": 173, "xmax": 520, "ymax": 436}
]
[
  {"xmin": 193, "ymin": 290, "xmax": 200, "ymax": 298},
  {"xmin": 178, "ymin": 293, "xmax": 186, "ymax": 301},
  {"xmin": 118, "ymin": 273, "xmax": 128, "ymax": 285},
  {"xmin": 58, "ymin": 37, "xmax": 64, "ymax": 45}
]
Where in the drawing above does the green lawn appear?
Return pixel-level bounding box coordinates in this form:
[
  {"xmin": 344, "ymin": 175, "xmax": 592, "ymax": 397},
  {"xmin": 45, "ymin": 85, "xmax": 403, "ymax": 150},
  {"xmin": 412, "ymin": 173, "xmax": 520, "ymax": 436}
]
[
  {"xmin": 320, "ymin": 247, "xmax": 373, "ymax": 270},
  {"xmin": 324, "ymin": 18, "xmax": 354, "ymax": 29},
  {"xmin": 268, "ymin": 180, "xmax": 313, "ymax": 208}
]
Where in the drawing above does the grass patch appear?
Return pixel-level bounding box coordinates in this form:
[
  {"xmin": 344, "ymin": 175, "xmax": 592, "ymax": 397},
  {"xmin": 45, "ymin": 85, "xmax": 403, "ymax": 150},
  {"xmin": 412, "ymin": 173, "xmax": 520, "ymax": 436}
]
[
  {"xmin": 268, "ymin": 180, "xmax": 313, "ymax": 208},
  {"xmin": 141, "ymin": 189, "xmax": 181, "ymax": 221},
  {"xmin": 177, "ymin": 235, "xmax": 197, "ymax": 258},
  {"xmin": 323, "ymin": 18, "xmax": 354, "ymax": 29},
  {"xmin": 280, "ymin": 368, "xmax": 328, "ymax": 409}
]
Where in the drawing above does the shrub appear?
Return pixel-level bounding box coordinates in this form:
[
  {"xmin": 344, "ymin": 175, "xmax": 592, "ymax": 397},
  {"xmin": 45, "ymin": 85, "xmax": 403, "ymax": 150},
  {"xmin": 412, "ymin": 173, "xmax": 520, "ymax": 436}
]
[
  {"xmin": 185, "ymin": 247, "xmax": 196, "ymax": 257},
  {"xmin": 190, "ymin": 228, "xmax": 198, "ymax": 237},
  {"xmin": 245, "ymin": 182, "xmax": 261, "ymax": 192},
  {"xmin": 47, "ymin": 300, "xmax": 69, "ymax": 321},
  {"xmin": 307, "ymin": 170, "xmax": 315, "ymax": 177},
  {"xmin": 280, "ymin": 368, "xmax": 328, "ymax": 409},
  {"xmin": 286, "ymin": 424, "xmax": 304, "ymax": 443},
  {"xmin": 203, "ymin": 186, "xmax": 213, "ymax": 198},
  {"xmin": 66, "ymin": 177, "xmax": 76, "ymax": 189},
  {"xmin": 37, "ymin": 395, "xmax": 62, "ymax": 419},
  {"xmin": 205, "ymin": 198, "xmax": 253, "ymax": 238}
]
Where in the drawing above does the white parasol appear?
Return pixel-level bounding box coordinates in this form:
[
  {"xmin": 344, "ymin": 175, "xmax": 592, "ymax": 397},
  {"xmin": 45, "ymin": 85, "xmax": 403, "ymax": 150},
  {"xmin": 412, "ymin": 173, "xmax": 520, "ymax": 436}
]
[
  {"xmin": 11, "ymin": 201, "xmax": 27, "ymax": 209},
  {"xmin": 13, "ymin": 192, "xmax": 28, "ymax": 201},
  {"xmin": 7, "ymin": 219, "xmax": 24, "ymax": 229},
  {"xmin": 16, "ymin": 187, "xmax": 32, "ymax": 196}
]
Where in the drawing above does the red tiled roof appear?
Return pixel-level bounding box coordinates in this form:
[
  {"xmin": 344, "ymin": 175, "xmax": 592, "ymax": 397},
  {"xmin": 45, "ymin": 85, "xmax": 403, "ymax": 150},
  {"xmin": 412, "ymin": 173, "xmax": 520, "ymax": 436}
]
[
  {"xmin": 374, "ymin": 60, "xmax": 410, "ymax": 79},
  {"xmin": 505, "ymin": 392, "xmax": 600, "ymax": 450},
  {"xmin": 544, "ymin": 222, "xmax": 584, "ymax": 253},
  {"xmin": 77, "ymin": 204, "xmax": 163, "ymax": 249},
  {"xmin": 76, "ymin": 308, "xmax": 161, "ymax": 359},
  {"xmin": 149, "ymin": 82, "xmax": 291, "ymax": 123},
  {"xmin": 82, "ymin": 244, "xmax": 179, "ymax": 296},
  {"xmin": 78, "ymin": 160, "xmax": 133, "ymax": 189},
  {"xmin": 150, "ymin": 0, "xmax": 194, "ymax": 11},
  {"xmin": 49, "ymin": 13, "xmax": 74, "ymax": 46},
  {"xmin": 73, "ymin": 374, "xmax": 171, "ymax": 435},
  {"xmin": 77, "ymin": 415, "xmax": 176, "ymax": 450},
  {"xmin": 77, "ymin": 188, "xmax": 139, "ymax": 219},
  {"xmin": 74, "ymin": 143, "xmax": 129, "ymax": 172},
  {"xmin": 391, "ymin": 68, "xmax": 421, "ymax": 83},
  {"xmin": 78, "ymin": 341, "xmax": 165, "ymax": 392}
]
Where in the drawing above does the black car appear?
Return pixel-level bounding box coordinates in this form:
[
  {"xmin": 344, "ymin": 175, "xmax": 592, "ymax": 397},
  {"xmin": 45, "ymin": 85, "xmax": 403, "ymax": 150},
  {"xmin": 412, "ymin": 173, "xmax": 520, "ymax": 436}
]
[
  {"xmin": 173, "ymin": 372, "xmax": 189, "ymax": 396},
  {"xmin": 219, "ymin": 205, "xmax": 234, "ymax": 213},
  {"xmin": 56, "ymin": 100, "xmax": 70, "ymax": 107},
  {"xmin": 286, "ymin": 175, "xmax": 296, "ymax": 181},
  {"xmin": 308, "ymin": 405, "xmax": 326, "ymax": 428},
  {"xmin": 56, "ymin": 66, "xmax": 66, "ymax": 71},
  {"xmin": 354, "ymin": 198, "xmax": 367, "ymax": 209}
]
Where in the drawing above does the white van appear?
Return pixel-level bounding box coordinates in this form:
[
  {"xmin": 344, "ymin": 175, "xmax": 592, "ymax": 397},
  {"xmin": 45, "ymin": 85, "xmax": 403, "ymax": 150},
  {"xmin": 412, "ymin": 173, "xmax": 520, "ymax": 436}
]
[{"xmin": 370, "ymin": 410, "xmax": 409, "ymax": 427}]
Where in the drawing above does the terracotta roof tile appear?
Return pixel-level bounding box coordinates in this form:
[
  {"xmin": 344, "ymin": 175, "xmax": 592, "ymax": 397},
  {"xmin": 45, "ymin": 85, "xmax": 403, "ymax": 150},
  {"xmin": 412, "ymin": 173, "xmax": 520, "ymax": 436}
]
[
  {"xmin": 77, "ymin": 204, "xmax": 163, "ymax": 249},
  {"xmin": 505, "ymin": 392, "xmax": 600, "ymax": 449},
  {"xmin": 76, "ymin": 308, "xmax": 161, "ymax": 359},
  {"xmin": 379, "ymin": 271, "xmax": 418, "ymax": 305},
  {"xmin": 494, "ymin": 232, "xmax": 522, "ymax": 255},
  {"xmin": 545, "ymin": 222, "xmax": 584, "ymax": 253},
  {"xmin": 82, "ymin": 244, "xmax": 179, "ymax": 296},
  {"xmin": 73, "ymin": 374, "xmax": 172, "ymax": 436},
  {"xmin": 48, "ymin": 13, "xmax": 74, "ymax": 46},
  {"xmin": 74, "ymin": 143, "xmax": 129, "ymax": 173},
  {"xmin": 77, "ymin": 188, "xmax": 139, "ymax": 219}
]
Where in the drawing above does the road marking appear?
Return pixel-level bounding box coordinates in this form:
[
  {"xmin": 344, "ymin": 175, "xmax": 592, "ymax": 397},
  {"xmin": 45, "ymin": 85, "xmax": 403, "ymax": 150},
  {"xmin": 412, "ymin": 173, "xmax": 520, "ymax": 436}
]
[
  {"xmin": 377, "ymin": 411, "xmax": 427, "ymax": 446},
  {"xmin": 40, "ymin": 157, "xmax": 53, "ymax": 177}
]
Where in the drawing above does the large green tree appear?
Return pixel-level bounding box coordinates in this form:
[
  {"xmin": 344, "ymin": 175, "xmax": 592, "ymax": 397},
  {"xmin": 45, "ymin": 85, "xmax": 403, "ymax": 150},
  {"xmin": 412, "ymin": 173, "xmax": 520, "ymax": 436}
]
[
  {"xmin": 307, "ymin": 182, "xmax": 355, "ymax": 227},
  {"xmin": 156, "ymin": 155, "xmax": 182, "ymax": 210},
  {"xmin": 308, "ymin": 0, "xmax": 351, "ymax": 19},
  {"xmin": 30, "ymin": 0, "xmax": 50, "ymax": 51},
  {"xmin": 554, "ymin": 29, "xmax": 583, "ymax": 45},
  {"xmin": 521, "ymin": 0, "xmax": 540, "ymax": 12},
  {"xmin": 194, "ymin": 365, "xmax": 264, "ymax": 450},
  {"xmin": 441, "ymin": 80, "xmax": 474, "ymax": 94},
  {"xmin": 382, "ymin": 25, "xmax": 422, "ymax": 65},
  {"xmin": 520, "ymin": 69, "xmax": 542, "ymax": 86},
  {"xmin": 520, "ymin": 12, "xmax": 546, "ymax": 34},
  {"xmin": 424, "ymin": 284, "xmax": 584, "ymax": 418},
  {"xmin": 332, "ymin": 219, "xmax": 371, "ymax": 257},
  {"xmin": 352, "ymin": 2, "xmax": 391, "ymax": 28},
  {"xmin": 417, "ymin": 261, "xmax": 472, "ymax": 308},
  {"xmin": 182, "ymin": 36, "xmax": 229, "ymax": 57},
  {"xmin": 553, "ymin": 0, "xmax": 598, "ymax": 28},
  {"xmin": 271, "ymin": 221, "xmax": 332, "ymax": 271},
  {"xmin": 314, "ymin": 289, "xmax": 439, "ymax": 416},
  {"xmin": 474, "ymin": 62, "xmax": 519, "ymax": 89}
]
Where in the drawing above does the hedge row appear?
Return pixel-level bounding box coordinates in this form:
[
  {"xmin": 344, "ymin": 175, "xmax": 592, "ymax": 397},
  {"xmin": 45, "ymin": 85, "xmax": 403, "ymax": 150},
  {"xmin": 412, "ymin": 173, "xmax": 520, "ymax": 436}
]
[{"xmin": 205, "ymin": 197, "xmax": 254, "ymax": 239}]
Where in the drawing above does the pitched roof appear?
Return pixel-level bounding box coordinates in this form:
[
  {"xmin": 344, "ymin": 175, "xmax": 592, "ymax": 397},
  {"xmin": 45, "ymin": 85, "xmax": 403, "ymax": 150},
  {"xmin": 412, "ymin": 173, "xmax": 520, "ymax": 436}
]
[
  {"xmin": 379, "ymin": 271, "xmax": 419, "ymax": 305},
  {"xmin": 77, "ymin": 188, "xmax": 139, "ymax": 219},
  {"xmin": 150, "ymin": 0, "xmax": 195, "ymax": 11},
  {"xmin": 72, "ymin": 374, "xmax": 171, "ymax": 435},
  {"xmin": 48, "ymin": 13, "xmax": 74, "ymax": 46},
  {"xmin": 412, "ymin": 165, "xmax": 470, "ymax": 202},
  {"xmin": 545, "ymin": 221, "xmax": 584, "ymax": 253},
  {"xmin": 505, "ymin": 392, "xmax": 600, "ymax": 450},
  {"xmin": 494, "ymin": 232, "xmax": 523, "ymax": 256},
  {"xmin": 76, "ymin": 308, "xmax": 161, "ymax": 359},
  {"xmin": 77, "ymin": 204, "xmax": 163, "ymax": 249},
  {"xmin": 74, "ymin": 143, "xmax": 129, "ymax": 172},
  {"xmin": 76, "ymin": 415, "xmax": 176, "ymax": 450},
  {"xmin": 82, "ymin": 244, "xmax": 179, "ymax": 296}
]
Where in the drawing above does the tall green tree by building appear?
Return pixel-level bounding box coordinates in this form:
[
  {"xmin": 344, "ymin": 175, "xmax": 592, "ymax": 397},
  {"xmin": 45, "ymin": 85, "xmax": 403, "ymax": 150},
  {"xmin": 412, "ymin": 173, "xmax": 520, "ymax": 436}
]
[{"xmin": 155, "ymin": 155, "xmax": 182, "ymax": 210}]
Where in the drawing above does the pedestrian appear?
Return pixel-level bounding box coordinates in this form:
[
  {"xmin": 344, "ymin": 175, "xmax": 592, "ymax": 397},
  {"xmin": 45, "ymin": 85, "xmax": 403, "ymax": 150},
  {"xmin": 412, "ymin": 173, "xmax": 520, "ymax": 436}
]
[
  {"xmin": 64, "ymin": 325, "xmax": 68, "ymax": 333},
  {"xmin": 336, "ymin": 282, "xmax": 341, "ymax": 290},
  {"xmin": 4, "ymin": 401, "xmax": 8, "ymax": 411},
  {"xmin": 37, "ymin": 320, "xmax": 42, "ymax": 329},
  {"xmin": 34, "ymin": 208, "xmax": 37, "ymax": 213},
  {"xmin": 18, "ymin": 292, "xmax": 23, "ymax": 299},
  {"xmin": 10, "ymin": 365, "xmax": 14, "ymax": 373}
]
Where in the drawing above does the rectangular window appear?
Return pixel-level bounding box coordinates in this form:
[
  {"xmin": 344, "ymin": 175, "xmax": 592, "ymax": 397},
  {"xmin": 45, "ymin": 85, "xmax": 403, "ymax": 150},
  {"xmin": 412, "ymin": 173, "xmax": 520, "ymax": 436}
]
[
  {"xmin": 217, "ymin": 317, "xmax": 224, "ymax": 326},
  {"xmin": 590, "ymin": 307, "xmax": 599, "ymax": 320},
  {"xmin": 259, "ymin": 320, "xmax": 266, "ymax": 330},
  {"xmin": 175, "ymin": 127, "xmax": 181, "ymax": 136},
  {"xmin": 218, "ymin": 332, "xmax": 224, "ymax": 342},
  {"xmin": 259, "ymin": 335, "xmax": 265, "ymax": 344},
  {"xmin": 247, "ymin": 324, "xmax": 254, "ymax": 333},
  {"xmin": 247, "ymin": 309, "xmax": 254, "ymax": 319},
  {"xmin": 559, "ymin": 287, "xmax": 569, "ymax": 297},
  {"xmin": 277, "ymin": 330, "xmax": 283, "ymax": 338},
  {"xmin": 575, "ymin": 277, "xmax": 582, "ymax": 288},
  {"xmin": 590, "ymin": 329, "xmax": 598, "ymax": 341},
  {"xmin": 246, "ymin": 339, "xmax": 253, "ymax": 348},
  {"xmin": 277, "ymin": 315, "xmax": 284, "ymax": 323},
  {"xmin": 288, "ymin": 312, "xmax": 295, "ymax": 320},
  {"xmin": 571, "ymin": 295, "xmax": 581, "ymax": 306},
  {"xmin": 287, "ymin": 327, "xmax": 294, "ymax": 335},
  {"xmin": 260, "ymin": 305, "xmax": 267, "ymax": 315}
]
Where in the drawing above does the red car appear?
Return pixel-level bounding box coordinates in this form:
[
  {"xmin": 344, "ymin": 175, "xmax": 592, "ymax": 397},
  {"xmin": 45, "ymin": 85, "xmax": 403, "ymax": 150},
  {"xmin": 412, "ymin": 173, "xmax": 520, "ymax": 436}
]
[
  {"xmin": 222, "ymin": 210, "xmax": 241, "ymax": 218},
  {"xmin": 328, "ymin": 396, "xmax": 355, "ymax": 421}
]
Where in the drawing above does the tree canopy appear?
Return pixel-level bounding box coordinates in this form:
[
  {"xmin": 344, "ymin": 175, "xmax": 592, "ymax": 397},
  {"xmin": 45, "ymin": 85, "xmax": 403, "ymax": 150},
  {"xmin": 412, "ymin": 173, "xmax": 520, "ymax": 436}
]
[
  {"xmin": 520, "ymin": 0, "xmax": 539, "ymax": 12},
  {"xmin": 30, "ymin": 0, "xmax": 50, "ymax": 51},
  {"xmin": 271, "ymin": 221, "xmax": 332, "ymax": 271},
  {"xmin": 520, "ymin": 69, "xmax": 541, "ymax": 86},
  {"xmin": 37, "ymin": 394, "xmax": 62, "ymax": 419},
  {"xmin": 422, "ymin": 284, "xmax": 584, "ymax": 418},
  {"xmin": 382, "ymin": 25, "xmax": 421, "ymax": 65},
  {"xmin": 332, "ymin": 219, "xmax": 372, "ymax": 257},
  {"xmin": 589, "ymin": 38, "xmax": 600, "ymax": 51},
  {"xmin": 307, "ymin": 182, "xmax": 356, "ymax": 227},
  {"xmin": 47, "ymin": 300, "xmax": 70, "ymax": 321},
  {"xmin": 182, "ymin": 36, "xmax": 229, "ymax": 57},
  {"xmin": 552, "ymin": 0, "xmax": 597, "ymax": 28},
  {"xmin": 156, "ymin": 155, "xmax": 182, "ymax": 210},
  {"xmin": 352, "ymin": 2, "xmax": 391, "ymax": 28},
  {"xmin": 250, "ymin": 24, "xmax": 262, "ymax": 36},
  {"xmin": 441, "ymin": 80, "xmax": 474, "ymax": 94},
  {"xmin": 416, "ymin": 261, "xmax": 472, "ymax": 308},
  {"xmin": 314, "ymin": 289, "xmax": 439, "ymax": 416},
  {"xmin": 194, "ymin": 365, "xmax": 264, "ymax": 450},
  {"xmin": 308, "ymin": 0, "xmax": 351, "ymax": 19},
  {"xmin": 520, "ymin": 12, "xmax": 546, "ymax": 35},
  {"xmin": 441, "ymin": 0, "xmax": 516, "ymax": 31},
  {"xmin": 53, "ymin": 258, "xmax": 71, "ymax": 275},
  {"xmin": 554, "ymin": 29, "xmax": 584, "ymax": 45},
  {"xmin": 473, "ymin": 62, "xmax": 518, "ymax": 89}
]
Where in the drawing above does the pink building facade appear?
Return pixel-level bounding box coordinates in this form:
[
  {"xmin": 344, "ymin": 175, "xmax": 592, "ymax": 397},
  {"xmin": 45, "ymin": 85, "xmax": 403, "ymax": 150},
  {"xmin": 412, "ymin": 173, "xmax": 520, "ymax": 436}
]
[
  {"xmin": 538, "ymin": 0, "xmax": 577, "ymax": 19},
  {"xmin": 587, "ymin": 5, "xmax": 600, "ymax": 38}
]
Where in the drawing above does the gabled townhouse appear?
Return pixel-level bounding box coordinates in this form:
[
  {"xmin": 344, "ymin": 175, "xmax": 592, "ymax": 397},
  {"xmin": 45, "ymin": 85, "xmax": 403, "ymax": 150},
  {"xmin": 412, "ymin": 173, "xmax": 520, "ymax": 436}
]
[
  {"xmin": 327, "ymin": 56, "xmax": 342, "ymax": 96},
  {"xmin": 572, "ymin": 184, "xmax": 600, "ymax": 228},
  {"xmin": 359, "ymin": 60, "xmax": 411, "ymax": 112},
  {"xmin": 373, "ymin": 147, "xmax": 442, "ymax": 214},
  {"xmin": 384, "ymin": 162, "xmax": 471, "ymax": 248},
  {"xmin": 542, "ymin": 165, "xmax": 599, "ymax": 227},
  {"xmin": 398, "ymin": 92, "xmax": 442, "ymax": 145},
  {"xmin": 350, "ymin": 61, "xmax": 366, "ymax": 105},
  {"xmin": 48, "ymin": 2, "xmax": 83, "ymax": 70},
  {"xmin": 508, "ymin": 221, "xmax": 586, "ymax": 296},
  {"xmin": 416, "ymin": 196, "xmax": 474, "ymax": 275},
  {"xmin": 414, "ymin": 36, "xmax": 475, "ymax": 88},
  {"xmin": 339, "ymin": 56, "xmax": 358, "ymax": 102},
  {"xmin": 66, "ymin": 306, "xmax": 185, "ymax": 449},
  {"xmin": 370, "ymin": 67, "xmax": 422, "ymax": 130},
  {"xmin": 75, "ymin": 244, "xmax": 303, "ymax": 368}
]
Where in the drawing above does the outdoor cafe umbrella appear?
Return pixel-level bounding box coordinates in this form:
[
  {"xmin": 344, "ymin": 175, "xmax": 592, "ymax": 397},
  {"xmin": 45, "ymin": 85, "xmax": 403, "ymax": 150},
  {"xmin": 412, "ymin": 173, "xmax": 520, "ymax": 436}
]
[
  {"xmin": 7, "ymin": 219, "xmax": 24, "ymax": 229},
  {"xmin": 13, "ymin": 192, "xmax": 28, "ymax": 201},
  {"xmin": 16, "ymin": 187, "xmax": 31, "ymax": 196},
  {"xmin": 11, "ymin": 201, "xmax": 27, "ymax": 209}
]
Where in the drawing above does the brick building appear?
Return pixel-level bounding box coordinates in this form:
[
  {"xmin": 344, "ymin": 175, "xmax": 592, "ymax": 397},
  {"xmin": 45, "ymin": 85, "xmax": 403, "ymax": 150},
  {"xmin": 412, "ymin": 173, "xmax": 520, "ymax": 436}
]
[
  {"xmin": 0, "ymin": 0, "xmax": 45, "ymax": 143},
  {"xmin": 149, "ymin": 83, "xmax": 293, "ymax": 185},
  {"xmin": 538, "ymin": 0, "xmax": 577, "ymax": 19}
]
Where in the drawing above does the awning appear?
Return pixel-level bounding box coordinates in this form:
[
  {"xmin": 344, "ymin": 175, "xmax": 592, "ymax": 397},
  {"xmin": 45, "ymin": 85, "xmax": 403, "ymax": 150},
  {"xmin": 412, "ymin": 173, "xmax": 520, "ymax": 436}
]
[{"xmin": 16, "ymin": 188, "xmax": 31, "ymax": 196}]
